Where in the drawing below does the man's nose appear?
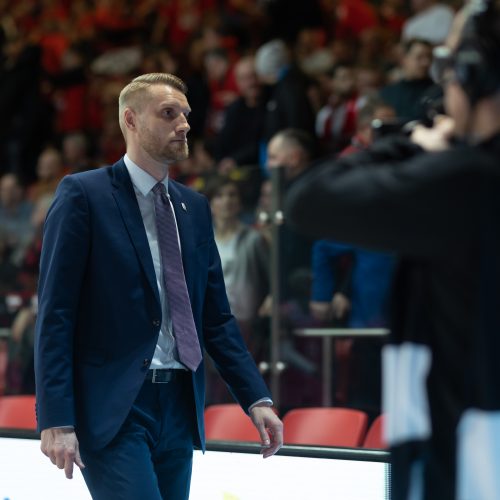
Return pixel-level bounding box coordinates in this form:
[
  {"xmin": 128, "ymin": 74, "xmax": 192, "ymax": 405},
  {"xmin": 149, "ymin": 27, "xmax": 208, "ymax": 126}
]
[{"xmin": 177, "ymin": 115, "xmax": 190, "ymax": 134}]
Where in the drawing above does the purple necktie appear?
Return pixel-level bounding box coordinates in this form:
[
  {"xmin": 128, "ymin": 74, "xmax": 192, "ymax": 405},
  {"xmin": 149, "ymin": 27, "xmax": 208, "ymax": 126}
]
[{"xmin": 152, "ymin": 182, "xmax": 202, "ymax": 371}]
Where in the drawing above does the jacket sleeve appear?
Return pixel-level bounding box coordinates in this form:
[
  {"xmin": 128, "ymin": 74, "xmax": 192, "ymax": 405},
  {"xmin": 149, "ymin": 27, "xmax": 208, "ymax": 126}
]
[{"xmin": 34, "ymin": 175, "xmax": 90, "ymax": 431}]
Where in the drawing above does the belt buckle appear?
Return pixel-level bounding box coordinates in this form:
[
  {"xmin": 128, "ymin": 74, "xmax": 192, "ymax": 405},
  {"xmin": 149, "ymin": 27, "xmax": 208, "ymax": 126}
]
[{"xmin": 151, "ymin": 369, "xmax": 171, "ymax": 384}]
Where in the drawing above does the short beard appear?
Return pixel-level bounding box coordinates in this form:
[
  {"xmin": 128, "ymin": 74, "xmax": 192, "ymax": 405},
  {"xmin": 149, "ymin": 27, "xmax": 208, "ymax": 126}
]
[
  {"xmin": 142, "ymin": 135, "xmax": 189, "ymax": 164},
  {"xmin": 164, "ymin": 141, "xmax": 189, "ymax": 162}
]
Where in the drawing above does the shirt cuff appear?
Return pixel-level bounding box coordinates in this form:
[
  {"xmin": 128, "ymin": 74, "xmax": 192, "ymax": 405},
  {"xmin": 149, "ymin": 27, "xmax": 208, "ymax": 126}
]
[{"xmin": 248, "ymin": 398, "xmax": 273, "ymax": 412}]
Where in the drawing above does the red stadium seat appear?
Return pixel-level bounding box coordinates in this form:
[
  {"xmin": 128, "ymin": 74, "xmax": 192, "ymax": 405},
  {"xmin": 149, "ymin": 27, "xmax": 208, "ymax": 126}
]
[
  {"xmin": 363, "ymin": 414, "xmax": 388, "ymax": 449},
  {"xmin": 0, "ymin": 395, "xmax": 37, "ymax": 430},
  {"xmin": 204, "ymin": 404, "xmax": 260, "ymax": 442},
  {"xmin": 282, "ymin": 407, "xmax": 368, "ymax": 447}
]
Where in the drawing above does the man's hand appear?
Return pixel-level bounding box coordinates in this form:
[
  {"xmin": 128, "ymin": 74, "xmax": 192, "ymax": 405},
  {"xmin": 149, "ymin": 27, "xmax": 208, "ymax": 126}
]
[
  {"xmin": 309, "ymin": 300, "xmax": 332, "ymax": 322},
  {"xmin": 258, "ymin": 294, "xmax": 273, "ymax": 317},
  {"xmin": 331, "ymin": 293, "xmax": 351, "ymax": 320},
  {"xmin": 411, "ymin": 115, "xmax": 455, "ymax": 152},
  {"xmin": 40, "ymin": 427, "xmax": 85, "ymax": 479},
  {"xmin": 249, "ymin": 405, "xmax": 283, "ymax": 458}
]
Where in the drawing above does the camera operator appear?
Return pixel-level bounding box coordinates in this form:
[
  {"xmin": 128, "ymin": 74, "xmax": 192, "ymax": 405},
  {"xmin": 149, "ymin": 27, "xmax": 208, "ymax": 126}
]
[{"xmin": 285, "ymin": 2, "xmax": 500, "ymax": 499}]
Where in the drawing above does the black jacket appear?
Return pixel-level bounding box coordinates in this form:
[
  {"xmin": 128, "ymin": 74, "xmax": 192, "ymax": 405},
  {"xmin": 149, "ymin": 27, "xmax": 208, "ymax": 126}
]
[{"xmin": 286, "ymin": 133, "xmax": 500, "ymax": 500}]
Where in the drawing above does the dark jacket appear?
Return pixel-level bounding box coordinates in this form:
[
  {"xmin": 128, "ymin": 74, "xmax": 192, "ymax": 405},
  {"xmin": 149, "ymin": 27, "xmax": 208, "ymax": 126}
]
[
  {"xmin": 262, "ymin": 65, "xmax": 316, "ymax": 142},
  {"xmin": 34, "ymin": 159, "xmax": 271, "ymax": 451},
  {"xmin": 286, "ymin": 133, "xmax": 500, "ymax": 500}
]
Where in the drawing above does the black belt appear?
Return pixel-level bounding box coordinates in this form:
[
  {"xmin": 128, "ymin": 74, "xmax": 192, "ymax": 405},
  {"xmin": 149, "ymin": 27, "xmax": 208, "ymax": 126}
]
[{"xmin": 146, "ymin": 368, "xmax": 188, "ymax": 383}]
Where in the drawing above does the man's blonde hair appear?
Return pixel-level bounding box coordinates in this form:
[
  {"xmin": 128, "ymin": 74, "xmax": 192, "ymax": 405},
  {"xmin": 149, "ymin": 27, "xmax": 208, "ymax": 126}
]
[{"xmin": 118, "ymin": 73, "xmax": 187, "ymax": 138}]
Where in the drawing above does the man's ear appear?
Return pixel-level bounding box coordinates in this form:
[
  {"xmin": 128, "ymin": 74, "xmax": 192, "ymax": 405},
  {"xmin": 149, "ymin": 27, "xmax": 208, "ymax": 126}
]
[{"xmin": 124, "ymin": 108, "xmax": 136, "ymax": 131}]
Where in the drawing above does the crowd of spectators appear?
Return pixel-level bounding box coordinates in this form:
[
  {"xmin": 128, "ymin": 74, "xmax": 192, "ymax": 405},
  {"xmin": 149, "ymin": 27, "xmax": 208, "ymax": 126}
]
[{"xmin": 0, "ymin": 0, "xmax": 460, "ymax": 414}]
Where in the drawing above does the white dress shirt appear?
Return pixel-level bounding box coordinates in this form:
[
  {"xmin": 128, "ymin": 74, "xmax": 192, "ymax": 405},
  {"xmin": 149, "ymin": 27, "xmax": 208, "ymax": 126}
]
[{"xmin": 124, "ymin": 154, "xmax": 186, "ymax": 370}]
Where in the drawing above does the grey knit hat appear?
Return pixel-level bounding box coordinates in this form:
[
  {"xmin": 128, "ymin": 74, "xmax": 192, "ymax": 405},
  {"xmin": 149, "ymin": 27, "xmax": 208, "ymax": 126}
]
[{"xmin": 255, "ymin": 39, "xmax": 289, "ymax": 81}]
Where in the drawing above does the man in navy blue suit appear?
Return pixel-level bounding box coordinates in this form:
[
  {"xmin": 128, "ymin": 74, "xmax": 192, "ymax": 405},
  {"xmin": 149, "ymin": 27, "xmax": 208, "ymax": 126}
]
[{"xmin": 34, "ymin": 73, "xmax": 283, "ymax": 499}]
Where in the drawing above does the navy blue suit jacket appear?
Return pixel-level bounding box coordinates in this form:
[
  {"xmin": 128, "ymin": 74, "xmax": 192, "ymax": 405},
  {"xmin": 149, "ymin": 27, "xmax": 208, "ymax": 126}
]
[{"xmin": 34, "ymin": 159, "xmax": 270, "ymax": 451}]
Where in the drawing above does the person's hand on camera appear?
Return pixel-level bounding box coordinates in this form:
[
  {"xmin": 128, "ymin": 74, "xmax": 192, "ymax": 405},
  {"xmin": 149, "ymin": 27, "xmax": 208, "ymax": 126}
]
[{"xmin": 411, "ymin": 115, "xmax": 455, "ymax": 152}]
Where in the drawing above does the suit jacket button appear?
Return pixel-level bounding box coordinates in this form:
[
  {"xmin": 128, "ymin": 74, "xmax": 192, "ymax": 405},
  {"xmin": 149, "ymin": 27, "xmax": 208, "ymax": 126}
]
[
  {"xmin": 152, "ymin": 319, "xmax": 160, "ymax": 327},
  {"xmin": 143, "ymin": 359, "xmax": 150, "ymax": 367}
]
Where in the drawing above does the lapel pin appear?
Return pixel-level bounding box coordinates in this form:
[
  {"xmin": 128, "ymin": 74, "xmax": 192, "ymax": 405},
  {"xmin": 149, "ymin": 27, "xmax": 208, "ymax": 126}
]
[{"xmin": 181, "ymin": 202, "xmax": 187, "ymax": 212}]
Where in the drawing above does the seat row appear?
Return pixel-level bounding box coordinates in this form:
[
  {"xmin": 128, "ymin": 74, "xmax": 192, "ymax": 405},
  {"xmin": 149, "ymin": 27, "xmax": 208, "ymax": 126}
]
[
  {"xmin": 205, "ymin": 404, "xmax": 387, "ymax": 449},
  {"xmin": 0, "ymin": 396, "xmax": 387, "ymax": 449}
]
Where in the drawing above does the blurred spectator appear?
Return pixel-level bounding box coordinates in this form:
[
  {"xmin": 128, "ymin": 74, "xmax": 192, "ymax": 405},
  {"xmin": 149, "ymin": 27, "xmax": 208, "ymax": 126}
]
[
  {"xmin": 94, "ymin": 78, "xmax": 126, "ymax": 164},
  {"xmin": 321, "ymin": 0, "xmax": 379, "ymax": 41},
  {"xmin": 309, "ymin": 239, "xmax": 396, "ymax": 415},
  {"xmin": 51, "ymin": 44, "xmax": 89, "ymax": 135},
  {"xmin": 263, "ymin": 128, "xmax": 316, "ymax": 310},
  {"xmin": 378, "ymin": 38, "xmax": 434, "ymax": 122},
  {"xmin": 378, "ymin": 0, "xmax": 407, "ymax": 38},
  {"xmin": 0, "ymin": 173, "xmax": 34, "ymax": 266},
  {"xmin": 311, "ymin": 96, "xmax": 397, "ymax": 325},
  {"xmin": 206, "ymin": 176, "xmax": 269, "ymax": 340},
  {"xmin": 183, "ymin": 21, "xmax": 229, "ymax": 138},
  {"xmin": 214, "ymin": 56, "xmax": 265, "ymax": 170},
  {"xmin": 402, "ymin": 0, "xmax": 455, "ymax": 45},
  {"xmin": 28, "ymin": 146, "xmax": 65, "ymax": 202},
  {"xmin": 4, "ymin": 297, "xmax": 37, "ymax": 395},
  {"xmin": 358, "ymin": 27, "xmax": 390, "ymax": 67},
  {"xmin": 93, "ymin": 0, "xmax": 140, "ymax": 47},
  {"xmin": 310, "ymin": 241, "xmax": 396, "ymax": 328},
  {"xmin": 340, "ymin": 97, "xmax": 396, "ymax": 157},
  {"xmin": 255, "ymin": 39, "xmax": 316, "ymax": 150},
  {"xmin": 16, "ymin": 194, "xmax": 54, "ymax": 295},
  {"xmin": 2, "ymin": 190, "xmax": 53, "ymax": 395},
  {"xmin": 0, "ymin": 32, "xmax": 49, "ymax": 182},
  {"xmin": 316, "ymin": 64, "xmax": 364, "ymax": 154},
  {"xmin": 0, "ymin": 239, "xmax": 18, "ymax": 294},
  {"xmin": 140, "ymin": 45, "xmax": 178, "ymax": 75},
  {"xmin": 204, "ymin": 175, "xmax": 269, "ymax": 403},
  {"xmin": 311, "ymin": 95, "xmax": 397, "ymax": 414},
  {"xmin": 356, "ymin": 65, "xmax": 386, "ymax": 98},
  {"xmin": 151, "ymin": 0, "xmax": 211, "ymax": 53},
  {"xmin": 62, "ymin": 132, "xmax": 94, "ymax": 174},
  {"xmin": 261, "ymin": 128, "xmax": 322, "ymax": 402},
  {"xmin": 203, "ymin": 47, "xmax": 239, "ymax": 136},
  {"xmin": 294, "ymin": 27, "xmax": 333, "ymax": 91}
]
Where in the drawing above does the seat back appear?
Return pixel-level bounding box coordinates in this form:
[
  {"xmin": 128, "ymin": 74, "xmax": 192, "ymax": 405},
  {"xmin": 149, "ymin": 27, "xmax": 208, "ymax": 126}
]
[
  {"xmin": 283, "ymin": 407, "xmax": 368, "ymax": 447},
  {"xmin": 204, "ymin": 404, "xmax": 260, "ymax": 442},
  {"xmin": 0, "ymin": 395, "xmax": 37, "ymax": 430},
  {"xmin": 363, "ymin": 414, "xmax": 388, "ymax": 449}
]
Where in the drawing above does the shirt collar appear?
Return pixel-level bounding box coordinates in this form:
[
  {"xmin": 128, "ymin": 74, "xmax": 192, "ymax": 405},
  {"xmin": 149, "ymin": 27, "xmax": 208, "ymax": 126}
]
[{"xmin": 123, "ymin": 154, "xmax": 169, "ymax": 197}]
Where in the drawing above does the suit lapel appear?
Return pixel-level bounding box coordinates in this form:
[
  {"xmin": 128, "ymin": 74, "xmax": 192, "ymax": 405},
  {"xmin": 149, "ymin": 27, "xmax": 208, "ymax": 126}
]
[{"xmin": 110, "ymin": 161, "xmax": 160, "ymax": 305}]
